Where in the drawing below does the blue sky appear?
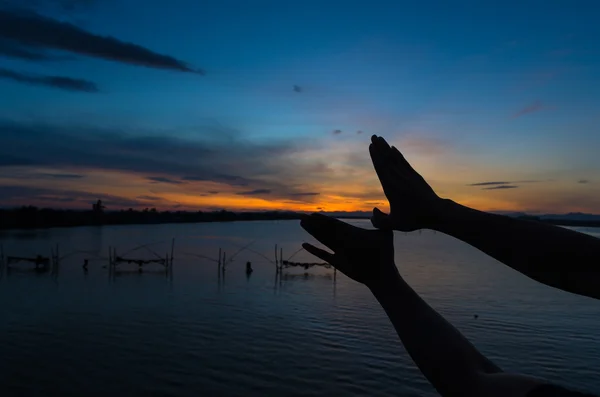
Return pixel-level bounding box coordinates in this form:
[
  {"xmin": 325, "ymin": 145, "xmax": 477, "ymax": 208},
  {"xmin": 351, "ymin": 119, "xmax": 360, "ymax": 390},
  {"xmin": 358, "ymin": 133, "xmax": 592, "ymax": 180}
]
[{"xmin": 1, "ymin": 0, "xmax": 599, "ymax": 213}]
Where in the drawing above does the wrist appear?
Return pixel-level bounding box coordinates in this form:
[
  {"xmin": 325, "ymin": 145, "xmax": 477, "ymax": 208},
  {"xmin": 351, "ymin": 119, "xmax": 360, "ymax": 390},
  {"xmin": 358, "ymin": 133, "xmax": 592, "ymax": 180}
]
[
  {"xmin": 429, "ymin": 198, "xmax": 457, "ymax": 232},
  {"xmin": 367, "ymin": 265, "xmax": 403, "ymax": 292}
]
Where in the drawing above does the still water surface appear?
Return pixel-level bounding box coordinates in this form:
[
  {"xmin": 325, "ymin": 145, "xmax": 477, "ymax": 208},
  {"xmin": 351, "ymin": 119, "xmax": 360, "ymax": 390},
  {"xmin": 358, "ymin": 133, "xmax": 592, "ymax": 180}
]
[{"xmin": 0, "ymin": 220, "xmax": 599, "ymax": 396}]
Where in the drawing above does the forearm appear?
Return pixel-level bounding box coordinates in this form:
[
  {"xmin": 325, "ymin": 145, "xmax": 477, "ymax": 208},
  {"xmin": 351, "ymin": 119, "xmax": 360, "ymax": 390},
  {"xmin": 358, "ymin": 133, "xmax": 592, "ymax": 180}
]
[
  {"xmin": 370, "ymin": 272, "xmax": 500, "ymax": 397},
  {"xmin": 433, "ymin": 199, "xmax": 600, "ymax": 299}
]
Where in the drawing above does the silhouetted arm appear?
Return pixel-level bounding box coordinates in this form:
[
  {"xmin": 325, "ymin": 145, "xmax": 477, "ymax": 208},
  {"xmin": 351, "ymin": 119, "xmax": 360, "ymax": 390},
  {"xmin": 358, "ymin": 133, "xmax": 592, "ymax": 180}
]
[
  {"xmin": 300, "ymin": 213, "xmax": 595, "ymax": 396},
  {"xmin": 369, "ymin": 134, "xmax": 600, "ymax": 300},
  {"xmin": 433, "ymin": 199, "xmax": 600, "ymax": 300},
  {"xmin": 370, "ymin": 272, "xmax": 545, "ymax": 397}
]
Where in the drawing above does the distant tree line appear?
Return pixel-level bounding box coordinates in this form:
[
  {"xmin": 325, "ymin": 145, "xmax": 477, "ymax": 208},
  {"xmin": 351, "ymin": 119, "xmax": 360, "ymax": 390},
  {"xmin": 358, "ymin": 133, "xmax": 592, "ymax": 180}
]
[
  {"xmin": 0, "ymin": 201, "xmax": 302, "ymax": 230},
  {"xmin": 1, "ymin": 203, "xmax": 598, "ymax": 231},
  {"xmin": 516, "ymin": 215, "xmax": 600, "ymax": 227}
]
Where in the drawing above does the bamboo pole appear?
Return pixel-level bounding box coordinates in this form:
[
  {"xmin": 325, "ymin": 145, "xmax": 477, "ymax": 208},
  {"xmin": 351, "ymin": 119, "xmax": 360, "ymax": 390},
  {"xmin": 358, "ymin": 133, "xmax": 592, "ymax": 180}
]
[
  {"xmin": 170, "ymin": 238, "xmax": 175, "ymax": 266},
  {"xmin": 280, "ymin": 247, "xmax": 283, "ymax": 271},
  {"xmin": 274, "ymin": 244, "xmax": 278, "ymax": 265}
]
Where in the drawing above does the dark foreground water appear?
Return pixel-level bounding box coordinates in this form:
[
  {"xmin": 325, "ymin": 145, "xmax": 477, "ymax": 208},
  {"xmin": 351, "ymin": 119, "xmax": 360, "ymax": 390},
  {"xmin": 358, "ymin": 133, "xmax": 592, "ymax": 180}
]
[{"xmin": 0, "ymin": 220, "xmax": 599, "ymax": 396}]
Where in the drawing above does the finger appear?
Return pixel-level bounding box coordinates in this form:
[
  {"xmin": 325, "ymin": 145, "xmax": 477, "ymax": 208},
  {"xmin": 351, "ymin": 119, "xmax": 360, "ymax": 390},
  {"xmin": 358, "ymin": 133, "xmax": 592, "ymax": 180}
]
[
  {"xmin": 369, "ymin": 143, "xmax": 398, "ymax": 199},
  {"xmin": 370, "ymin": 138, "xmax": 411, "ymax": 178},
  {"xmin": 371, "ymin": 207, "xmax": 394, "ymax": 230},
  {"xmin": 300, "ymin": 213, "xmax": 349, "ymax": 250},
  {"xmin": 371, "ymin": 134, "xmax": 391, "ymax": 151},
  {"xmin": 302, "ymin": 243, "xmax": 334, "ymax": 264}
]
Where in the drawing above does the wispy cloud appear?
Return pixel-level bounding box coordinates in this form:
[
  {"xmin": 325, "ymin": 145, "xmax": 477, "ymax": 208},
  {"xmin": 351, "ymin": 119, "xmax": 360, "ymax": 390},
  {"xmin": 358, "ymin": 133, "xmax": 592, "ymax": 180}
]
[
  {"xmin": 579, "ymin": 179, "xmax": 591, "ymax": 184},
  {"xmin": 512, "ymin": 100, "xmax": 544, "ymax": 119},
  {"xmin": 289, "ymin": 192, "xmax": 320, "ymax": 196},
  {"xmin": 0, "ymin": 9, "xmax": 204, "ymax": 74},
  {"xmin": 38, "ymin": 172, "xmax": 85, "ymax": 179},
  {"xmin": 136, "ymin": 195, "xmax": 162, "ymax": 201},
  {"xmin": 236, "ymin": 189, "xmax": 271, "ymax": 196},
  {"xmin": 147, "ymin": 176, "xmax": 183, "ymax": 185},
  {"xmin": 469, "ymin": 181, "xmax": 511, "ymax": 186},
  {"xmin": 333, "ymin": 129, "xmax": 342, "ymax": 135},
  {"xmin": 0, "ymin": 67, "xmax": 98, "ymax": 92},
  {"xmin": 483, "ymin": 185, "xmax": 519, "ymax": 190},
  {"xmin": 469, "ymin": 180, "xmax": 547, "ymax": 189}
]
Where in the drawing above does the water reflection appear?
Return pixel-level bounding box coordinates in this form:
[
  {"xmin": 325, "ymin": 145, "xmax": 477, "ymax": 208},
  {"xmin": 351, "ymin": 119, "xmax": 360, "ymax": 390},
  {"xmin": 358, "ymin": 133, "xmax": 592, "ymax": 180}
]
[{"xmin": 1, "ymin": 221, "xmax": 599, "ymax": 396}]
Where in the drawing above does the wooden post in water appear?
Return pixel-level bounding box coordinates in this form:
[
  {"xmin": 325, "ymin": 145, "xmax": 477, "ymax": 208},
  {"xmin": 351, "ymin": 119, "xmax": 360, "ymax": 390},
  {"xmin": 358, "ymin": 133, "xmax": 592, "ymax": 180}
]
[
  {"xmin": 218, "ymin": 248, "xmax": 222, "ymax": 272},
  {"xmin": 279, "ymin": 247, "xmax": 283, "ymax": 272},
  {"xmin": 53, "ymin": 244, "xmax": 60, "ymax": 275},
  {"xmin": 170, "ymin": 238, "xmax": 175, "ymax": 268},
  {"xmin": 50, "ymin": 246, "xmax": 55, "ymax": 275},
  {"xmin": 222, "ymin": 251, "xmax": 226, "ymax": 272},
  {"xmin": 112, "ymin": 247, "xmax": 117, "ymax": 274}
]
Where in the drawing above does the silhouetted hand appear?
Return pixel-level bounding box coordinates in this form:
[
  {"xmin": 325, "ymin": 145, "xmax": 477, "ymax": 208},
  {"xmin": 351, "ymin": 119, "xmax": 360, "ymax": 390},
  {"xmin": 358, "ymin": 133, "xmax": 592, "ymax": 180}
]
[
  {"xmin": 300, "ymin": 213, "xmax": 397, "ymax": 287},
  {"xmin": 369, "ymin": 135, "xmax": 444, "ymax": 232}
]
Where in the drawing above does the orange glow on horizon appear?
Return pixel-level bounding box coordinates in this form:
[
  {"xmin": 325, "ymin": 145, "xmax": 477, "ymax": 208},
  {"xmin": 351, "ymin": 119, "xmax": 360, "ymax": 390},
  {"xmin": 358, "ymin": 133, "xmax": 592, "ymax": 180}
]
[{"xmin": 2, "ymin": 164, "xmax": 600, "ymax": 214}]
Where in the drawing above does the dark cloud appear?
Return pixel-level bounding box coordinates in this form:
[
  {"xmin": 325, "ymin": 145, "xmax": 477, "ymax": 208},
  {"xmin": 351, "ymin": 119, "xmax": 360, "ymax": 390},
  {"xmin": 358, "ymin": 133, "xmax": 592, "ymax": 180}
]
[
  {"xmin": 333, "ymin": 129, "xmax": 342, "ymax": 135},
  {"xmin": 235, "ymin": 189, "xmax": 272, "ymax": 196},
  {"xmin": 183, "ymin": 174, "xmax": 249, "ymax": 186},
  {"xmin": 512, "ymin": 100, "xmax": 544, "ymax": 119},
  {"xmin": 1, "ymin": 0, "xmax": 97, "ymax": 12},
  {"xmin": 0, "ymin": 185, "xmax": 142, "ymax": 208},
  {"xmin": 468, "ymin": 181, "xmax": 511, "ymax": 186},
  {"xmin": 37, "ymin": 195, "xmax": 76, "ymax": 202},
  {"xmin": 208, "ymin": 191, "xmax": 219, "ymax": 195},
  {"xmin": 0, "ymin": 119, "xmax": 323, "ymax": 202},
  {"xmin": 0, "ymin": 39, "xmax": 61, "ymax": 61},
  {"xmin": 136, "ymin": 195, "xmax": 161, "ymax": 201},
  {"xmin": 38, "ymin": 172, "xmax": 85, "ymax": 179},
  {"xmin": 469, "ymin": 180, "xmax": 548, "ymax": 190},
  {"xmin": 147, "ymin": 176, "xmax": 183, "ymax": 185},
  {"xmin": 483, "ymin": 185, "xmax": 519, "ymax": 190},
  {"xmin": 0, "ymin": 67, "xmax": 98, "ymax": 92},
  {"xmin": 357, "ymin": 130, "xmax": 363, "ymax": 135},
  {"xmin": 578, "ymin": 179, "xmax": 590, "ymax": 184},
  {"xmin": 289, "ymin": 192, "xmax": 319, "ymax": 196},
  {"xmin": 0, "ymin": 9, "xmax": 204, "ymax": 74}
]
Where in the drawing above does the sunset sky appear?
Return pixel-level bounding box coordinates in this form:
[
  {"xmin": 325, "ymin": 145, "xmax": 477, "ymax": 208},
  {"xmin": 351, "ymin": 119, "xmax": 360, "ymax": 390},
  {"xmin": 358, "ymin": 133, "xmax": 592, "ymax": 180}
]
[{"xmin": 1, "ymin": 0, "xmax": 599, "ymax": 213}]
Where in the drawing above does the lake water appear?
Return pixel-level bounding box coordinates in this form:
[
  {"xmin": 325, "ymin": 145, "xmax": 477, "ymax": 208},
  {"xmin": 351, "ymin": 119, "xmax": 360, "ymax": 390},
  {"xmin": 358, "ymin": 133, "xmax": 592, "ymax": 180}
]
[{"xmin": 0, "ymin": 220, "xmax": 599, "ymax": 396}]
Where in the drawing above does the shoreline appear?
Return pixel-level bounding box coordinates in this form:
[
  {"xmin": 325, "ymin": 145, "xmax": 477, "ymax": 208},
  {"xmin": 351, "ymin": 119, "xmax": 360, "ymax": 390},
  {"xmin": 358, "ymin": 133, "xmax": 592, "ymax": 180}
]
[{"xmin": 1, "ymin": 209, "xmax": 600, "ymax": 231}]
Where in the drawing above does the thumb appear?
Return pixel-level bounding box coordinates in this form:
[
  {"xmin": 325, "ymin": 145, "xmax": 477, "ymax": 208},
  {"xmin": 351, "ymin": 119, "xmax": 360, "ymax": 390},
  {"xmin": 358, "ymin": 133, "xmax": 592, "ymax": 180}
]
[{"xmin": 371, "ymin": 207, "xmax": 393, "ymax": 230}]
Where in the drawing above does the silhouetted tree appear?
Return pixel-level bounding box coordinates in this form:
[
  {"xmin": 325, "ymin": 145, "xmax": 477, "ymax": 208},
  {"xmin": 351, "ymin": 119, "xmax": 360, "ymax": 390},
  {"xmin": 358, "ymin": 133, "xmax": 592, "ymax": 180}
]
[{"xmin": 92, "ymin": 199, "xmax": 105, "ymax": 214}]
